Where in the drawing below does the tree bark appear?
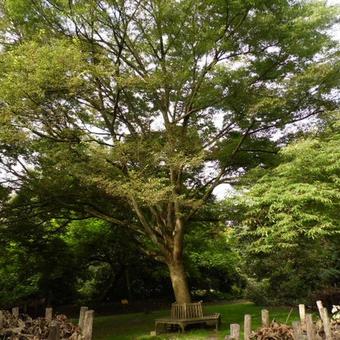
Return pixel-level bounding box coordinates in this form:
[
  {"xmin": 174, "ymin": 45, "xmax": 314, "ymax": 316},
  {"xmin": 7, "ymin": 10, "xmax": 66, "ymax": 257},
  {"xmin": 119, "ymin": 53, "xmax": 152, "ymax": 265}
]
[{"xmin": 168, "ymin": 260, "xmax": 191, "ymax": 303}]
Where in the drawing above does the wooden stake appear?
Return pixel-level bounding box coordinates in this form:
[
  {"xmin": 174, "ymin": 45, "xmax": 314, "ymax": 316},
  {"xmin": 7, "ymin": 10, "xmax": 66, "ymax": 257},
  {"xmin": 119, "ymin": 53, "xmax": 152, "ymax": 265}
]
[
  {"xmin": 0, "ymin": 310, "xmax": 3, "ymax": 329},
  {"xmin": 316, "ymin": 300, "xmax": 323, "ymax": 318},
  {"xmin": 321, "ymin": 307, "xmax": 332, "ymax": 340},
  {"xmin": 45, "ymin": 307, "xmax": 53, "ymax": 322},
  {"xmin": 261, "ymin": 309, "xmax": 269, "ymax": 328},
  {"xmin": 83, "ymin": 310, "xmax": 94, "ymax": 340},
  {"xmin": 299, "ymin": 304, "xmax": 306, "ymax": 327},
  {"xmin": 230, "ymin": 323, "xmax": 240, "ymax": 340},
  {"xmin": 244, "ymin": 314, "xmax": 252, "ymax": 340},
  {"xmin": 78, "ymin": 306, "xmax": 88, "ymax": 330},
  {"xmin": 12, "ymin": 307, "xmax": 19, "ymax": 318},
  {"xmin": 48, "ymin": 321, "xmax": 60, "ymax": 340},
  {"xmin": 305, "ymin": 314, "xmax": 315, "ymax": 340},
  {"xmin": 292, "ymin": 321, "xmax": 304, "ymax": 340}
]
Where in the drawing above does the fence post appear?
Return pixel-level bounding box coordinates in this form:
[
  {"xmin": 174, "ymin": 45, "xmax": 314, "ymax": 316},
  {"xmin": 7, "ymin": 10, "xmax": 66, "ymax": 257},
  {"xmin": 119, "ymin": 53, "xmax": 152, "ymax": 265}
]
[
  {"xmin": 78, "ymin": 306, "xmax": 88, "ymax": 330},
  {"xmin": 45, "ymin": 307, "xmax": 53, "ymax": 322},
  {"xmin": 83, "ymin": 310, "xmax": 94, "ymax": 340},
  {"xmin": 292, "ymin": 321, "xmax": 304, "ymax": 340},
  {"xmin": 48, "ymin": 321, "xmax": 60, "ymax": 340},
  {"xmin": 298, "ymin": 304, "xmax": 306, "ymax": 328},
  {"xmin": 12, "ymin": 307, "xmax": 19, "ymax": 318},
  {"xmin": 305, "ymin": 314, "xmax": 315, "ymax": 340},
  {"xmin": 244, "ymin": 314, "xmax": 251, "ymax": 340},
  {"xmin": 0, "ymin": 310, "xmax": 3, "ymax": 329},
  {"xmin": 229, "ymin": 323, "xmax": 240, "ymax": 340},
  {"xmin": 261, "ymin": 309, "xmax": 269, "ymax": 327},
  {"xmin": 316, "ymin": 300, "xmax": 323, "ymax": 318},
  {"xmin": 321, "ymin": 307, "xmax": 332, "ymax": 340}
]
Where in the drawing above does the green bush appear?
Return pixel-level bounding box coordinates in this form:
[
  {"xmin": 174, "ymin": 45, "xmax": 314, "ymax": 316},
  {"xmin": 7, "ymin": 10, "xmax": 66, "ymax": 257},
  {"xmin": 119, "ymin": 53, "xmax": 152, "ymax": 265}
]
[{"xmin": 244, "ymin": 278, "xmax": 271, "ymax": 305}]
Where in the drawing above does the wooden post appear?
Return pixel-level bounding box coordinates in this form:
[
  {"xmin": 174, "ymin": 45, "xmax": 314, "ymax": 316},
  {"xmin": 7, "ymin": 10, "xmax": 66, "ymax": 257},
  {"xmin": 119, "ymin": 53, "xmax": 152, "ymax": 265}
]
[
  {"xmin": 292, "ymin": 321, "xmax": 304, "ymax": 340},
  {"xmin": 321, "ymin": 307, "xmax": 332, "ymax": 340},
  {"xmin": 45, "ymin": 307, "xmax": 53, "ymax": 322},
  {"xmin": 299, "ymin": 304, "xmax": 306, "ymax": 328},
  {"xmin": 261, "ymin": 309, "xmax": 269, "ymax": 328},
  {"xmin": 79, "ymin": 306, "xmax": 88, "ymax": 330},
  {"xmin": 12, "ymin": 307, "xmax": 19, "ymax": 318},
  {"xmin": 305, "ymin": 314, "xmax": 315, "ymax": 340},
  {"xmin": 48, "ymin": 321, "xmax": 60, "ymax": 340},
  {"xmin": 316, "ymin": 300, "xmax": 323, "ymax": 319},
  {"xmin": 83, "ymin": 310, "xmax": 94, "ymax": 340},
  {"xmin": 244, "ymin": 314, "xmax": 251, "ymax": 340},
  {"xmin": 230, "ymin": 323, "xmax": 240, "ymax": 340},
  {"xmin": 0, "ymin": 310, "xmax": 3, "ymax": 329}
]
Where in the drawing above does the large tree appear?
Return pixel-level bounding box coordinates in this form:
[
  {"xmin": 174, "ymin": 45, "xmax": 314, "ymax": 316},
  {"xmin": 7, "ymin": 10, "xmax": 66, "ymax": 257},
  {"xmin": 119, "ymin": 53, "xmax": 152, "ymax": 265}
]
[{"xmin": 0, "ymin": 0, "xmax": 339, "ymax": 302}]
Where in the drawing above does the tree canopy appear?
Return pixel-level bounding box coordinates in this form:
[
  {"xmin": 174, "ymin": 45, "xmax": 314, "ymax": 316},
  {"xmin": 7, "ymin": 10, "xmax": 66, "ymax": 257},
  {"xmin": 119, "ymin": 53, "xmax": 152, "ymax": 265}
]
[
  {"xmin": 234, "ymin": 117, "xmax": 340, "ymax": 253},
  {"xmin": 225, "ymin": 117, "xmax": 340, "ymax": 303},
  {"xmin": 0, "ymin": 0, "xmax": 339, "ymax": 302}
]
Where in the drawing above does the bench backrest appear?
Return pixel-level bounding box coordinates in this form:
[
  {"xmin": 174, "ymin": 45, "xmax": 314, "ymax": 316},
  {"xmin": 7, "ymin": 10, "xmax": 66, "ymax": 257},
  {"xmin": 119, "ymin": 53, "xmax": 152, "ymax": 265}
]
[{"xmin": 171, "ymin": 302, "xmax": 203, "ymax": 319}]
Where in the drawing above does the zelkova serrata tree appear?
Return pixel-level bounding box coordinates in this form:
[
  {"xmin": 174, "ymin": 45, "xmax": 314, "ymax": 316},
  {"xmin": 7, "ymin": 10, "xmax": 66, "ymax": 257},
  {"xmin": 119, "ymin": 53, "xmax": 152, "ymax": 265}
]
[{"xmin": 0, "ymin": 0, "xmax": 339, "ymax": 302}]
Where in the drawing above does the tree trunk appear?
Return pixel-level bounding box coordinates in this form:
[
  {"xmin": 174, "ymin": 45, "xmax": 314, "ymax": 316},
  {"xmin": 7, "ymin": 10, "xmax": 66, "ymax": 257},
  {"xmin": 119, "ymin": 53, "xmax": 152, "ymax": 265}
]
[
  {"xmin": 124, "ymin": 267, "xmax": 132, "ymax": 301},
  {"xmin": 168, "ymin": 260, "xmax": 191, "ymax": 303}
]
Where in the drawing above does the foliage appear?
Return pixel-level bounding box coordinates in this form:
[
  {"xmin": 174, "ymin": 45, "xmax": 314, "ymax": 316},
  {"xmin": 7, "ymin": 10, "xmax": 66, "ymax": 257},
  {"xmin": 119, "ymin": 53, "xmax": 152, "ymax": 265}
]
[
  {"xmin": 0, "ymin": 243, "xmax": 40, "ymax": 307},
  {"xmin": 234, "ymin": 120, "xmax": 340, "ymax": 251},
  {"xmin": 226, "ymin": 120, "xmax": 340, "ymax": 303},
  {"xmin": 0, "ymin": 0, "xmax": 339, "ymax": 302},
  {"xmin": 64, "ymin": 218, "xmax": 173, "ymax": 302},
  {"xmin": 0, "ymin": 224, "xmax": 78, "ymax": 307},
  {"xmin": 0, "ymin": 199, "xmax": 239, "ymax": 305},
  {"xmin": 185, "ymin": 214, "xmax": 244, "ymax": 299}
]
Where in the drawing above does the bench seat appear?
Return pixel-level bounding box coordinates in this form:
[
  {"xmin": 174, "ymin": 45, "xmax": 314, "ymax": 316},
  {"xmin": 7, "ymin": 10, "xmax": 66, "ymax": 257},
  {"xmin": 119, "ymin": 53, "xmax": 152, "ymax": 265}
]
[{"xmin": 155, "ymin": 302, "xmax": 221, "ymax": 334}]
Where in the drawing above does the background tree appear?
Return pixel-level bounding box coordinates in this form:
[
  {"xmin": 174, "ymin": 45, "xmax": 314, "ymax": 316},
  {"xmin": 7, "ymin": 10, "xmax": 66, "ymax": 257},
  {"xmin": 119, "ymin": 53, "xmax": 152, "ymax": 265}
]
[
  {"xmin": 65, "ymin": 218, "xmax": 173, "ymax": 303},
  {"xmin": 185, "ymin": 205, "xmax": 244, "ymax": 300},
  {"xmin": 226, "ymin": 116, "xmax": 340, "ymax": 303},
  {"xmin": 0, "ymin": 189, "xmax": 239, "ymax": 307},
  {"xmin": 0, "ymin": 215, "xmax": 78, "ymax": 307},
  {"xmin": 0, "ymin": 0, "xmax": 339, "ymax": 302}
]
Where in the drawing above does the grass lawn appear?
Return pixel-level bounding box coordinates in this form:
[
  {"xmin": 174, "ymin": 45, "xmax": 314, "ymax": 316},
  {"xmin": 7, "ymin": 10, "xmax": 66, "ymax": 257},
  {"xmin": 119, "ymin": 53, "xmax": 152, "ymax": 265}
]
[{"xmin": 92, "ymin": 301, "xmax": 299, "ymax": 340}]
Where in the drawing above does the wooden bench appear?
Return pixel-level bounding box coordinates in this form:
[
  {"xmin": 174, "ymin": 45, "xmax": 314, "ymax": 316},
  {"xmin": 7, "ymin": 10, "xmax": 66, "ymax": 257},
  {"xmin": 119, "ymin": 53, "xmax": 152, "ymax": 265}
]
[{"xmin": 155, "ymin": 301, "xmax": 221, "ymax": 334}]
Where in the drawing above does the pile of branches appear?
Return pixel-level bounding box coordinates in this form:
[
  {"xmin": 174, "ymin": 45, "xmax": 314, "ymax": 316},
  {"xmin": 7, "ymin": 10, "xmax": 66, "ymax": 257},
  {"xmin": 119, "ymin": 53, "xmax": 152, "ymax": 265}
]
[
  {"xmin": 249, "ymin": 321, "xmax": 294, "ymax": 340},
  {"xmin": 249, "ymin": 319, "xmax": 340, "ymax": 340},
  {"xmin": 0, "ymin": 311, "xmax": 83, "ymax": 339},
  {"xmin": 315, "ymin": 318, "xmax": 340, "ymax": 339},
  {"xmin": 330, "ymin": 308, "xmax": 340, "ymax": 339}
]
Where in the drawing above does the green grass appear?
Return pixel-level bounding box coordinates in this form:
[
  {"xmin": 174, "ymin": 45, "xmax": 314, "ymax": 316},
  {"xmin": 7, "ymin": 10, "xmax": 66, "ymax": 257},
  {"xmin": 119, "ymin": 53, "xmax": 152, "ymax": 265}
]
[{"xmin": 92, "ymin": 301, "xmax": 299, "ymax": 340}]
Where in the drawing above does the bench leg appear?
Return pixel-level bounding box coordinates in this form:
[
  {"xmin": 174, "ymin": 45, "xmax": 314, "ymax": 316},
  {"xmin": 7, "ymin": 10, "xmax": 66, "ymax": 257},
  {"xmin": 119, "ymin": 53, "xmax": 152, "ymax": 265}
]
[
  {"xmin": 217, "ymin": 316, "xmax": 221, "ymax": 331},
  {"xmin": 155, "ymin": 322, "xmax": 166, "ymax": 335},
  {"xmin": 155, "ymin": 322, "xmax": 159, "ymax": 335},
  {"xmin": 179, "ymin": 323, "xmax": 185, "ymax": 333}
]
